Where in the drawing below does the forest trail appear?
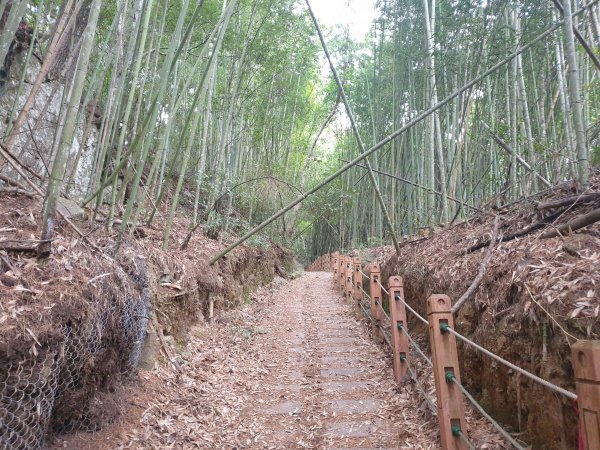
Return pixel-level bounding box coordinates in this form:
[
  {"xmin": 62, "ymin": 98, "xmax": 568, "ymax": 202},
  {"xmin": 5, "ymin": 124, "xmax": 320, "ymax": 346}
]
[
  {"xmin": 53, "ymin": 272, "xmax": 437, "ymax": 449},
  {"xmin": 225, "ymin": 271, "xmax": 436, "ymax": 449}
]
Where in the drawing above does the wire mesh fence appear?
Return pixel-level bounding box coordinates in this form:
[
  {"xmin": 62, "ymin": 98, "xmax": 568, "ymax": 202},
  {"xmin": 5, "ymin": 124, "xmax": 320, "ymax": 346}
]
[{"xmin": 0, "ymin": 253, "xmax": 150, "ymax": 449}]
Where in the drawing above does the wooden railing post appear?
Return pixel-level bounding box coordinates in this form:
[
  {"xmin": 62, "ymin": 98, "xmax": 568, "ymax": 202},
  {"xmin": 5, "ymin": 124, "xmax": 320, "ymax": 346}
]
[
  {"xmin": 345, "ymin": 257, "xmax": 353, "ymax": 303},
  {"xmin": 572, "ymin": 341, "xmax": 600, "ymax": 450},
  {"xmin": 369, "ymin": 264, "xmax": 383, "ymax": 343},
  {"xmin": 427, "ymin": 294, "xmax": 468, "ymax": 450},
  {"xmin": 333, "ymin": 252, "xmax": 339, "ymax": 288},
  {"xmin": 353, "ymin": 257, "xmax": 362, "ymax": 318},
  {"xmin": 389, "ymin": 276, "xmax": 409, "ymax": 383},
  {"xmin": 339, "ymin": 256, "xmax": 346, "ymax": 294}
]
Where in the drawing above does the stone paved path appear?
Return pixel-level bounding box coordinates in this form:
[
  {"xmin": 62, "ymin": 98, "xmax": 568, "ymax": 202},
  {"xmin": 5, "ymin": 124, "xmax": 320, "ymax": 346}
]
[
  {"xmin": 51, "ymin": 270, "xmax": 514, "ymax": 449},
  {"xmin": 240, "ymin": 271, "xmax": 435, "ymax": 449}
]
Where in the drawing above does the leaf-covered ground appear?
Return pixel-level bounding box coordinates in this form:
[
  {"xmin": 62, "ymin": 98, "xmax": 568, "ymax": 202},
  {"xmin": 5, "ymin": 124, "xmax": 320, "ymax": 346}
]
[{"xmin": 51, "ymin": 272, "xmax": 513, "ymax": 449}]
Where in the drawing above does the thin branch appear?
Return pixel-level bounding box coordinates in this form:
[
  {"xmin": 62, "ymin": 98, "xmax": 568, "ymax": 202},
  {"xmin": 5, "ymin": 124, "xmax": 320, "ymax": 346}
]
[
  {"xmin": 342, "ymin": 159, "xmax": 481, "ymax": 213},
  {"xmin": 452, "ymin": 216, "xmax": 501, "ymax": 314},
  {"xmin": 480, "ymin": 121, "xmax": 551, "ymax": 188},
  {"xmin": 524, "ymin": 284, "xmax": 578, "ymax": 345},
  {"xmin": 0, "ymin": 173, "xmax": 32, "ymax": 192},
  {"xmin": 0, "ymin": 187, "xmax": 35, "ymax": 198},
  {"xmin": 0, "ymin": 144, "xmax": 102, "ymax": 255},
  {"xmin": 0, "ymin": 142, "xmax": 43, "ymax": 181}
]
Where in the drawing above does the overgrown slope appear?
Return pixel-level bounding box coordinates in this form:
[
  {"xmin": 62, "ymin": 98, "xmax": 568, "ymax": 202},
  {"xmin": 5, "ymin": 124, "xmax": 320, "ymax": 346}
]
[
  {"xmin": 360, "ymin": 175, "xmax": 600, "ymax": 448},
  {"xmin": 0, "ymin": 192, "xmax": 293, "ymax": 448}
]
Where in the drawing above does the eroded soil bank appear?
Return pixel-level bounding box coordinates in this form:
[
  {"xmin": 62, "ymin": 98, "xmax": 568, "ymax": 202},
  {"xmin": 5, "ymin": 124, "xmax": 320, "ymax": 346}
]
[
  {"xmin": 0, "ymin": 193, "xmax": 293, "ymax": 448},
  {"xmin": 361, "ymin": 176, "xmax": 600, "ymax": 449}
]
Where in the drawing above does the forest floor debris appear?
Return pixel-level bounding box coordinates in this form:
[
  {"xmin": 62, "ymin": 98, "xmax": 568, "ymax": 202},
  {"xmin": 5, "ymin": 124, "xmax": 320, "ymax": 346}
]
[
  {"xmin": 0, "ymin": 191, "xmax": 291, "ymax": 448},
  {"xmin": 51, "ymin": 272, "xmax": 511, "ymax": 449}
]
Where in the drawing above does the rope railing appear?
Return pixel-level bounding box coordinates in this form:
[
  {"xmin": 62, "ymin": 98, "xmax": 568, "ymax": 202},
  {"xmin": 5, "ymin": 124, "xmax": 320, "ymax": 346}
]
[
  {"xmin": 400, "ymin": 325, "xmax": 433, "ymax": 367},
  {"xmin": 311, "ymin": 251, "xmax": 599, "ymax": 450},
  {"xmin": 359, "ymin": 299, "xmax": 371, "ymax": 319},
  {"xmin": 457, "ymin": 430, "xmax": 476, "ymax": 450},
  {"xmin": 358, "ymin": 285, "xmax": 371, "ymax": 300},
  {"xmin": 381, "ymin": 327, "xmax": 392, "ymax": 349},
  {"xmin": 376, "ymin": 277, "xmax": 389, "ymax": 296},
  {"xmin": 374, "ymin": 299, "xmax": 390, "ymax": 322},
  {"xmin": 448, "ymin": 374, "xmax": 526, "ymax": 450},
  {"xmin": 407, "ymin": 365, "xmax": 437, "ymax": 414},
  {"xmin": 444, "ymin": 325, "xmax": 578, "ymax": 400},
  {"xmin": 375, "ymin": 277, "xmax": 429, "ymax": 325},
  {"xmin": 400, "ymin": 306, "xmax": 538, "ymax": 449}
]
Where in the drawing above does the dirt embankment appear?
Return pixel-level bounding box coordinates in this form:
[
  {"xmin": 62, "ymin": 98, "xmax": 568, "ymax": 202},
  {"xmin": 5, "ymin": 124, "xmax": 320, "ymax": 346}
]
[
  {"xmin": 0, "ymin": 194, "xmax": 293, "ymax": 448},
  {"xmin": 361, "ymin": 177, "xmax": 600, "ymax": 449}
]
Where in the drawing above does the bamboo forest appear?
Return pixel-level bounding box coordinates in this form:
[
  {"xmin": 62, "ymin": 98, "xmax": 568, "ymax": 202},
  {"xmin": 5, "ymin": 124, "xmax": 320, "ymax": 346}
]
[{"xmin": 1, "ymin": 1, "xmax": 600, "ymax": 449}]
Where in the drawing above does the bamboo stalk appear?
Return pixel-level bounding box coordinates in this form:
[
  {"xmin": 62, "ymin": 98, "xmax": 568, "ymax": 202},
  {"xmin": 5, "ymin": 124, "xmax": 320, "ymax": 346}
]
[
  {"xmin": 208, "ymin": 7, "xmax": 589, "ymax": 265},
  {"xmin": 305, "ymin": 0, "xmax": 401, "ymax": 254},
  {"xmin": 341, "ymin": 159, "xmax": 480, "ymax": 212},
  {"xmin": 39, "ymin": 0, "xmax": 102, "ymax": 257},
  {"xmin": 551, "ymin": 0, "xmax": 600, "ymax": 73}
]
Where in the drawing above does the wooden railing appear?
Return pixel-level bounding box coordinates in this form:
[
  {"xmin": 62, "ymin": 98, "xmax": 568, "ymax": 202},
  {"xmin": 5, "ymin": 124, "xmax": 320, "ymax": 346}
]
[{"xmin": 307, "ymin": 252, "xmax": 600, "ymax": 450}]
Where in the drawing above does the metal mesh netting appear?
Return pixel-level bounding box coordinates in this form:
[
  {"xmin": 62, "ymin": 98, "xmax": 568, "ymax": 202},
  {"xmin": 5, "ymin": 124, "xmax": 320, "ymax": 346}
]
[{"xmin": 0, "ymin": 254, "xmax": 151, "ymax": 449}]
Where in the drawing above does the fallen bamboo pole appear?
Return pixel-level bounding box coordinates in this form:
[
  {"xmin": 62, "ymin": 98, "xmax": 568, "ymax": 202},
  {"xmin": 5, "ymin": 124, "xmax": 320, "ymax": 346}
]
[{"xmin": 541, "ymin": 207, "xmax": 600, "ymax": 239}]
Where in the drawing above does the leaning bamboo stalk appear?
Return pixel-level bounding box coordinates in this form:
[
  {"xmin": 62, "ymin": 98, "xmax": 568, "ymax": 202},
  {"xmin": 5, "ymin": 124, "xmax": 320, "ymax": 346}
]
[
  {"xmin": 208, "ymin": 4, "xmax": 594, "ymax": 265},
  {"xmin": 39, "ymin": 0, "xmax": 102, "ymax": 256},
  {"xmin": 305, "ymin": 0, "xmax": 401, "ymax": 254},
  {"xmin": 117, "ymin": 0, "xmax": 192, "ymax": 243},
  {"xmin": 106, "ymin": 0, "xmax": 150, "ymax": 227},
  {"xmin": 163, "ymin": 0, "xmax": 237, "ymax": 250},
  {"xmin": 341, "ymin": 159, "xmax": 481, "ymax": 213},
  {"xmin": 480, "ymin": 121, "xmax": 551, "ymax": 188}
]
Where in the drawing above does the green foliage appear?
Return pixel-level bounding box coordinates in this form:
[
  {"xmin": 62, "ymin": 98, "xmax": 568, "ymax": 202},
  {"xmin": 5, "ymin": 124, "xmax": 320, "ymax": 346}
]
[
  {"xmin": 17, "ymin": 0, "xmax": 600, "ymax": 261},
  {"xmin": 246, "ymin": 232, "xmax": 270, "ymax": 249},
  {"xmin": 204, "ymin": 211, "xmax": 226, "ymax": 240},
  {"xmin": 592, "ymin": 146, "xmax": 600, "ymax": 167}
]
